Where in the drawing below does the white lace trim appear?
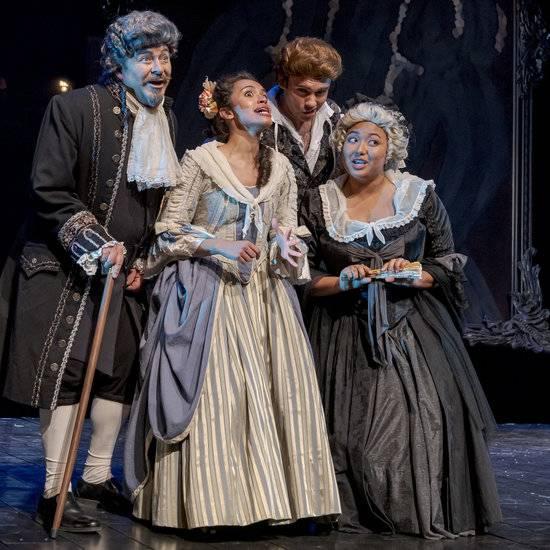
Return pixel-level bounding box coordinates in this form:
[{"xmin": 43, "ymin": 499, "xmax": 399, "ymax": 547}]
[
  {"xmin": 76, "ymin": 240, "xmax": 118, "ymax": 275},
  {"xmin": 131, "ymin": 174, "xmax": 177, "ymax": 192},
  {"xmin": 126, "ymin": 93, "xmax": 181, "ymax": 191},
  {"xmin": 320, "ymin": 171, "xmax": 435, "ymax": 245}
]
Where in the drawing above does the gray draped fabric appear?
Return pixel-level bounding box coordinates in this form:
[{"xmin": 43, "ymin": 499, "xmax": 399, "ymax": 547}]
[{"xmin": 124, "ymin": 258, "xmax": 221, "ymax": 494}]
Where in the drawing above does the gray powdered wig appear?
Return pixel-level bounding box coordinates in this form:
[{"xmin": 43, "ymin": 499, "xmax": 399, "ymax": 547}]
[{"xmin": 100, "ymin": 10, "xmax": 181, "ymax": 82}]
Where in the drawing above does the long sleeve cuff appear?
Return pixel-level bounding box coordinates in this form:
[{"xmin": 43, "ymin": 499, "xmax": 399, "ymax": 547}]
[
  {"xmin": 423, "ymin": 253, "xmax": 468, "ymax": 311},
  {"xmin": 57, "ymin": 210, "xmax": 117, "ymax": 274},
  {"xmin": 145, "ymin": 224, "xmax": 215, "ymax": 278}
]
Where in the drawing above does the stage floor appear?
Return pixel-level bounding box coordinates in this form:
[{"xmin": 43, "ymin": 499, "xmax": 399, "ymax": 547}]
[{"xmin": 0, "ymin": 419, "xmax": 548, "ymax": 549}]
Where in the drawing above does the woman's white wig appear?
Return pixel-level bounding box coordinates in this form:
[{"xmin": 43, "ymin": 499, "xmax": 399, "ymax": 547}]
[{"xmin": 332, "ymin": 100, "xmax": 410, "ymax": 170}]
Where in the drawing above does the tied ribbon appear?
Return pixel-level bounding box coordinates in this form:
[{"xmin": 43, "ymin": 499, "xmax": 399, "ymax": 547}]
[
  {"xmin": 348, "ymin": 236, "xmax": 406, "ymax": 368},
  {"xmin": 242, "ymin": 203, "xmax": 263, "ymax": 240}
]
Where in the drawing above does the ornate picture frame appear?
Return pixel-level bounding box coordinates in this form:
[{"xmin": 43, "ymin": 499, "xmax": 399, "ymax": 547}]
[{"xmin": 464, "ymin": 0, "xmax": 550, "ymax": 351}]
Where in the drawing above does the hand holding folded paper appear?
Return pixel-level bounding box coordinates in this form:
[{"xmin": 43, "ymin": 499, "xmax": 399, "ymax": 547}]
[{"xmin": 370, "ymin": 261, "xmax": 422, "ymax": 280}]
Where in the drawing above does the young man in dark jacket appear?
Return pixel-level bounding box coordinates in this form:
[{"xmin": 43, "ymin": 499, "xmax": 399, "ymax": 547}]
[{"xmin": 262, "ymin": 37, "xmax": 343, "ymax": 208}]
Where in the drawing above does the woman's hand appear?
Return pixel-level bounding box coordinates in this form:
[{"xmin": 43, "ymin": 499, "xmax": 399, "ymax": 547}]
[
  {"xmin": 339, "ymin": 264, "xmax": 373, "ymax": 291},
  {"xmin": 101, "ymin": 242, "xmax": 126, "ymax": 278},
  {"xmin": 381, "ymin": 257, "xmax": 409, "ymax": 282},
  {"xmin": 125, "ymin": 268, "xmax": 143, "ymax": 292},
  {"xmin": 382, "ymin": 257, "xmax": 434, "ymax": 288},
  {"xmin": 410, "ymin": 271, "xmax": 434, "ymax": 289},
  {"xmin": 272, "ymin": 218, "xmax": 303, "ymax": 267},
  {"xmin": 207, "ymin": 239, "xmax": 261, "ymax": 263}
]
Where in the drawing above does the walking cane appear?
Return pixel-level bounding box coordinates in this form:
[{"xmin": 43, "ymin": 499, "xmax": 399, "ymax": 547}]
[{"xmin": 50, "ymin": 269, "xmax": 116, "ymax": 539}]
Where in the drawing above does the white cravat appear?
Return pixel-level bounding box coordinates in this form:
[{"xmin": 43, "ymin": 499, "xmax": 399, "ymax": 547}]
[{"xmin": 126, "ymin": 93, "xmax": 181, "ymax": 191}]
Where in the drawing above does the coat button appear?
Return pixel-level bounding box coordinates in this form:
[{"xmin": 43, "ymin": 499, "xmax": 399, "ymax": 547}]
[
  {"xmin": 31, "ymin": 258, "xmax": 37, "ymax": 264},
  {"xmin": 58, "ymin": 339, "xmax": 67, "ymax": 348},
  {"xmin": 72, "ymin": 292, "xmax": 81, "ymax": 301},
  {"xmin": 112, "ymin": 154, "xmax": 120, "ymax": 163},
  {"xmin": 114, "ymin": 129, "xmax": 122, "ymax": 139},
  {"xmin": 50, "ymin": 363, "xmax": 59, "ymax": 372},
  {"xmin": 113, "ymin": 106, "xmax": 121, "ymax": 115},
  {"xmin": 106, "ymin": 179, "xmax": 114, "ymax": 188},
  {"xmin": 99, "ymin": 203, "xmax": 108, "ymax": 211},
  {"xmin": 66, "ymin": 315, "xmax": 74, "ymax": 325}
]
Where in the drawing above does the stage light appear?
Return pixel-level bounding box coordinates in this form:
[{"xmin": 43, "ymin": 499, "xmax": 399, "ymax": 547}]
[{"xmin": 57, "ymin": 79, "xmax": 72, "ymax": 93}]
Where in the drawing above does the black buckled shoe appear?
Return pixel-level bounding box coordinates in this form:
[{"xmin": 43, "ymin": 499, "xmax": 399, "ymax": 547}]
[
  {"xmin": 36, "ymin": 492, "xmax": 101, "ymax": 533},
  {"xmin": 75, "ymin": 478, "xmax": 131, "ymax": 515}
]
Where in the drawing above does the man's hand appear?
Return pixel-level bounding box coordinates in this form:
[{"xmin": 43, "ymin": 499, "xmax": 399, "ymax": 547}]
[{"xmin": 100, "ymin": 242, "xmax": 126, "ymax": 278}]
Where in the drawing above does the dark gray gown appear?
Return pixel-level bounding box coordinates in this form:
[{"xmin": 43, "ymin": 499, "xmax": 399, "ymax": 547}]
[{"xmin": 299, "ymin": 176, "xmax": 502, "ymax": 538}]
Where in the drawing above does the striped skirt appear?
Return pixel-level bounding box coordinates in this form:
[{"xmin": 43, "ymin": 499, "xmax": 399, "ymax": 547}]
[{"xmin": 132, "ymin": 264, "xmax": 340, "ymax": 528}]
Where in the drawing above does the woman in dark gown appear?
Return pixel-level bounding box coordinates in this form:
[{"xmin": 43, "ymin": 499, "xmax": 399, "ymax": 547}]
[{"xmin": 299, "ymin": 100, "xmax": 502, "ymax": 538}]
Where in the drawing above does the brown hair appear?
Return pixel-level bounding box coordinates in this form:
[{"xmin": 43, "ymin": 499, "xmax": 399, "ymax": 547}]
[
  {"xmin": 276, "ymin": 37, "xmax": 343, "ymax": 84},
  {"xmin": 209, "ymin": 71, "xmax": 272, "ymax": 187}
]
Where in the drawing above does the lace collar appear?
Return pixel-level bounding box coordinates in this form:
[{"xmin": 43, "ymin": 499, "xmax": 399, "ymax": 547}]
[{"xmin": 319, "ymin": 171, "xmax": 435, "ymax": 245}]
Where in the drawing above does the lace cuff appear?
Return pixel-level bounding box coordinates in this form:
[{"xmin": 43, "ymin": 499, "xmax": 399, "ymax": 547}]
[
  {"xmin": 131, "ymin": 257, "xmax": 146, "ymax": 275},
  {"xmin": 76, "ymin": 240, "xmax": 120, "ymax": 275},
  {"xmin": 58, "ymin": 210, "xmax": 119, "ymax": 274},
  {"xmin": 269, "ymin": 225, "xmax": 311, "ymax": 284}
]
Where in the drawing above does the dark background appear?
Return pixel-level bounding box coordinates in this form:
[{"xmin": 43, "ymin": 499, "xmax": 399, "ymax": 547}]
[{"xmin": 0, "ymin": 0, "xmax": 549, "ymax": 422}]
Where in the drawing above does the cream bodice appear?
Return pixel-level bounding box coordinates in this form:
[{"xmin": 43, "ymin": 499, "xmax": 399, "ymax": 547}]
[{"xmin": 146, "ymin": 141, "xmax": 310, "ymax": 283}]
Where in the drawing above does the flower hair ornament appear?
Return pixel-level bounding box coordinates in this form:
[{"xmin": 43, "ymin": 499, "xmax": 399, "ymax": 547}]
[{"xmin": 198, "ymin": 77, "xmax": 218, "ymax": 119}]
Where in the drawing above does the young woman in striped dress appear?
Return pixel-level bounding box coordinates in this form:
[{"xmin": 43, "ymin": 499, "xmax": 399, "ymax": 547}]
[{"xmin": 124, "ymin": 72, "xmax": 340, "ymax": 530}]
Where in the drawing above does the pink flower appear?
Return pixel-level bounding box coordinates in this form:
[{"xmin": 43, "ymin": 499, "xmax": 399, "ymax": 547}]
[{"xmin": 198, "ymin": 77, "xmax": 218, "ymax": 119}]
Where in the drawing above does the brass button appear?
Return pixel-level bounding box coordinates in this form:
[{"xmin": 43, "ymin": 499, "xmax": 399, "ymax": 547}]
[
  {"xmin": 112, "ymin": 154, "xmax": 120, "ymax": 163},
  {"xmin": 113, "ymin": 106, "xmax": 121, "ymax": 115},
  {"xmin": 66, "ymin": 315, "xmax": 74, "ymax": 325},
  {"xmin": 99, "ymin": 203, "xmax": 108, "ymax": 211},
  {"xmin": 58, "ymin": 339, "xmax": 67, "ymax": 348},
  {"xmin": 114, "ymin": 129, "xmax": 122, "ymax": 139},
  {"xmin": 106, "ymin": 179, "xmax": 114, "ymax": 188},
  {"xmin": 72, "ymin": 292, "xmax": 81, "ymax": 301},
  {"xmin": 50, "ymin": 363, "xmax": 59, "ymax": 372}
]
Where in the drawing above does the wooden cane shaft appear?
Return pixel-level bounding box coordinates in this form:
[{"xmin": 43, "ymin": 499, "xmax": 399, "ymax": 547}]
[{"xmin": 51, "ymin": 272, "xmax": 115, "ymax": 535}]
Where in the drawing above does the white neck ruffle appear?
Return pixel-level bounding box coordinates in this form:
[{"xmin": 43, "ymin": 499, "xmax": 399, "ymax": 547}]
[
  {"xmin": 126, "ymin": 93, "xmax": 181, "ymax": 191},
  {"xmin": 320, "ymin": 171, "xmax": 435, "ymax": 245}
]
